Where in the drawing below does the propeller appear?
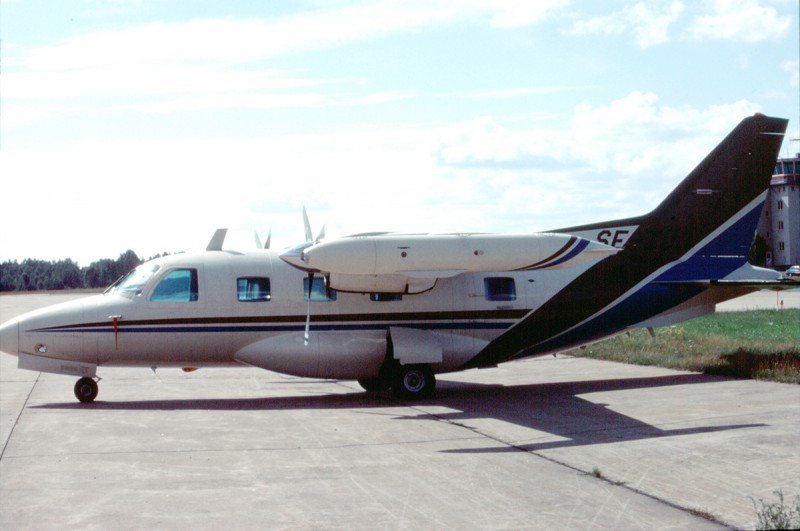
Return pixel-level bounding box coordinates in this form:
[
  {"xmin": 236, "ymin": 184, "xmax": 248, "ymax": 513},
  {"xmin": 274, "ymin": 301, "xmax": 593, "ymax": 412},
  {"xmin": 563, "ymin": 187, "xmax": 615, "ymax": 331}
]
[
  {"xmin": 302, "ymin": 205, "xmax": 326, "ymax": 244},
  {"xmin": 300, "ymin": 206, "xmax": 326, "ymax": 346},
  {"xmin": 254, "ymin": 229, "xmax": 271, "ymax": 250}
]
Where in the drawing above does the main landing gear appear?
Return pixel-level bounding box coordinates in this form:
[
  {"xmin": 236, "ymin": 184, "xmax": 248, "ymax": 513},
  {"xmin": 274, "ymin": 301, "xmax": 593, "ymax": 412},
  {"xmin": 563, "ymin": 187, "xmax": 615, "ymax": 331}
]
[
  {"xmin": 358, "ymin": 363, "xmax": 436, "ymax": 400},
  {"xmin": 74, "ymin": 377, "xmax": 99, "ymax": 403}
]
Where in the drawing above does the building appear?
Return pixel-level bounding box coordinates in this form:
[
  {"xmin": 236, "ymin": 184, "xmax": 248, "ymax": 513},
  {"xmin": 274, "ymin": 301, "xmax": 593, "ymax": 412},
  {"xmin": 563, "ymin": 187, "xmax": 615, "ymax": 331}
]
[{"xmin": 756, "ymin": 153, "xmax": 800, "ymax": 268}]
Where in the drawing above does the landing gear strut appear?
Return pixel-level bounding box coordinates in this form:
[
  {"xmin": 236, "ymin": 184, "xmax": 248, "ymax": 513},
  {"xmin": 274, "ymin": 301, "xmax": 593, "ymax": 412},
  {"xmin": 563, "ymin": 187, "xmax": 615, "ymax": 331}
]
[{"xmin": 74, "ymin": 377, "xmax": 99, "ymax": 403}]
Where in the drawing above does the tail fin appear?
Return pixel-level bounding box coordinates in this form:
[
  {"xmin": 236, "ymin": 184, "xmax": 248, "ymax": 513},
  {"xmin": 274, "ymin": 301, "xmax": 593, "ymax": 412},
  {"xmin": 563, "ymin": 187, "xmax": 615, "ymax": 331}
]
[
  {"xmin": 560, "ymin": 114, "xmax": 788, "ymax": 281},
  {"xmin": 466, "ymin": 114, "xmax": 788, "ymax": 368}
]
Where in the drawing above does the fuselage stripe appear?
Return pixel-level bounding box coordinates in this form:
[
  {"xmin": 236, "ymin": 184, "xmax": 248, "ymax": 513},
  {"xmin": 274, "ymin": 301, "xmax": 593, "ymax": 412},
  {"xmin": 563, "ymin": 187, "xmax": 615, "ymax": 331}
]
[{"xmin": 31, "ymin": 322, "xmax": 517, "ymax": 334}]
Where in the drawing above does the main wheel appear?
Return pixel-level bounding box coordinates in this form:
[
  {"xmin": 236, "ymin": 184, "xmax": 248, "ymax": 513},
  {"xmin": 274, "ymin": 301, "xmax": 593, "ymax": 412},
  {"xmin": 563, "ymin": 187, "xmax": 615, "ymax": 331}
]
[
  {"xmin": 358, "ymin": 377, "xmax": 391, "ymax": 392},
  {"xmin": 391, "ymin": 364, "xmax": 435, "ymax": 400},
  {"xmin": 74, "ymin": 377, "xmax": 98, "ymax": 403}
]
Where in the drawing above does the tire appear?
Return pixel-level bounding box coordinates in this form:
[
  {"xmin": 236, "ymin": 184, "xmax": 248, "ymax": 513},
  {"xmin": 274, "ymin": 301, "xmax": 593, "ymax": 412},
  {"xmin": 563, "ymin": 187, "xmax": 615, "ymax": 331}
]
[
  {"xmin": 391, "ymin": 364, "xmax": 435, "ymax": 400},
  {"xmin": 74, "ymin": 377, "xmax": 98, "ymax": 403},
  {"xmin": 357, "ymin": 377, "xmax": 391, "ymax": 392}
]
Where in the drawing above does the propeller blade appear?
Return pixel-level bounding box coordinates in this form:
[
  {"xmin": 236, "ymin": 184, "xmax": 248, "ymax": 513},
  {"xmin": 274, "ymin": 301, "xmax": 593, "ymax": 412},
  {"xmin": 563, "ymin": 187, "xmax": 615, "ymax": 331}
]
[
  {"xmin": 254, "ymin": 229, "xmax": 272, "ymax": 250},
  {"xmin": 302, "ymin": 206, "xmax": 313, "ymax": 243},
  {"xmin": 316, "ymin": 224, "xmax": 326, "ymax": 243}
]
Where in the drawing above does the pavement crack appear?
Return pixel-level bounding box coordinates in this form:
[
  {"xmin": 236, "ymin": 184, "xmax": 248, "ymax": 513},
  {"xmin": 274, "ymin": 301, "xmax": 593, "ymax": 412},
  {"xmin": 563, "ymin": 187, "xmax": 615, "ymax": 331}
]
[
  {"xmin": 416, "ymin": 404, "xmax": 737, "ymax": 530},
  {"xmin": 1, "ymin": 373, "xmax": 40, "ymax": 461}
]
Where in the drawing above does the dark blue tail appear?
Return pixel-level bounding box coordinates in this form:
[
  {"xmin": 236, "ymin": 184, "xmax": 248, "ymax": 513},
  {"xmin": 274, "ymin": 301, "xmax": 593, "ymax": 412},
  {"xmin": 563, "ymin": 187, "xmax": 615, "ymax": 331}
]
[{"xmin": 466, "ymin": 114, "xmax": 789, "ymax": 368}]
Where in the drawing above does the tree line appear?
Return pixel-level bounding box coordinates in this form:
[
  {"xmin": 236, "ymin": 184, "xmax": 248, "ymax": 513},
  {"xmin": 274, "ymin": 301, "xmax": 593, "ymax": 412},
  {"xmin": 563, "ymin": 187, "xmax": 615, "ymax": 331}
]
[{"xmin": 0, "ymin": 250, "xmax": 170, "ymax": 292}]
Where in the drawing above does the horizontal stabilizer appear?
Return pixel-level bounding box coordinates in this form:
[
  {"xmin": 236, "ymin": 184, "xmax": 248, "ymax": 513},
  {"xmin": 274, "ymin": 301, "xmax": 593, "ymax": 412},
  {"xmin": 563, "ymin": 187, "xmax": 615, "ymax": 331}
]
[
  {"xmin": 651, "ymin": 278, "xmax": 800, "ymax": 289},
  {"xmin": 711, "ymin": 279, "xmax": 800, "ymax": 289}
]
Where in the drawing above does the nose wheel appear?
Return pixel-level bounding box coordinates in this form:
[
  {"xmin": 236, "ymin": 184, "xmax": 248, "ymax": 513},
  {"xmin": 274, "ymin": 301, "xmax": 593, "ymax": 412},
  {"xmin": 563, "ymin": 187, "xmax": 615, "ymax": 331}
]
[{"xmin": 74, "ymin": 377, "xmax": 99, "ymax": 403}]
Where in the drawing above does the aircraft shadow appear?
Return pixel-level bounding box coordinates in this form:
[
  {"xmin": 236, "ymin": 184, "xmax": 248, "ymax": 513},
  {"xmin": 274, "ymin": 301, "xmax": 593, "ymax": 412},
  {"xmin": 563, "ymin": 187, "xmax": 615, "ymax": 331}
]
[
  {"xmin": 32, "ymin": 372, "xmax": 764, "ymax": 452},
  {"xmin": 430, "ymin": 375, "xmax": 765, "ymax": 453}
]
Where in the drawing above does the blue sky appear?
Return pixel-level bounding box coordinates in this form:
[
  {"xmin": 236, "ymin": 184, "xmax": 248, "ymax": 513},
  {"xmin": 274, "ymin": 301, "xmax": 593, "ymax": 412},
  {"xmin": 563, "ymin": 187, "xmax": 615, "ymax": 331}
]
[{"xmin": 1, "ymin": 0, "xmax": 798, "ymax": 265}]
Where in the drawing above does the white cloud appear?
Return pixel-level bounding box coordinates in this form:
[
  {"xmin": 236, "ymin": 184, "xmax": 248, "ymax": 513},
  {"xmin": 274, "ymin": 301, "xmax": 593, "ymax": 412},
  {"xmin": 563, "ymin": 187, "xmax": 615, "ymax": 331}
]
[
  {"xmin": 0, "ymin": 93, "xmax": 771, "ymax": 264},
  {"xmin": 484, "ymin": 0, "xmax": 570, "ymax": 28},
  {"xmin": 688, "ymin": 0, "xmax": 791, "ymax": 42},
  {"xmin": 3, "ymin": 66, "xmax": 332, "ymax": 100},
  {"xmin": 432, "ymin": 91, "xmax": 761, "ymax": 198},
  {"xmin": 3, "ymin": 1, "xmax": 568, "ymax": 119},
  {"xmin": 569, "ymin": 1, "xmax": 685, "ymax": 49},
  {"xmin": 13, "ymin": 2, "xmax": 563, "ymax": 73}
]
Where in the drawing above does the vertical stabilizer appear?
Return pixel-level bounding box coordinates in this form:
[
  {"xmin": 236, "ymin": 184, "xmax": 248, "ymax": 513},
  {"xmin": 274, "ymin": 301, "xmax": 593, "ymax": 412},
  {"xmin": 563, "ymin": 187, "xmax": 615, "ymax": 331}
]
[{"xmin": 466, "ymin": 114, "xmax": 788, "ymax": 368}]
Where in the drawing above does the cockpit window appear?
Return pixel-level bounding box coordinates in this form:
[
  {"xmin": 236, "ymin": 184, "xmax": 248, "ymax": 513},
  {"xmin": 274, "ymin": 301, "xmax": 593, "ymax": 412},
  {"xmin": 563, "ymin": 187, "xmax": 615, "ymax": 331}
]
[
  {"xmin": 151, "ymin": 269, "xmax": 199, "ymax": 302},
  {"xmin": 108, "ymin": 264, "xmax": 161, "ymax": 296}
]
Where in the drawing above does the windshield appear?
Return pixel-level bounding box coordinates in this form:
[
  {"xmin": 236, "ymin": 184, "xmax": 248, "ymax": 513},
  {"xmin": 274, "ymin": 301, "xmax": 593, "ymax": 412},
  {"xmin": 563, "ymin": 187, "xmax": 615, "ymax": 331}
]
[{"xmin": 107, "ymin": 263, "xmax": 161, "ymax": 296}]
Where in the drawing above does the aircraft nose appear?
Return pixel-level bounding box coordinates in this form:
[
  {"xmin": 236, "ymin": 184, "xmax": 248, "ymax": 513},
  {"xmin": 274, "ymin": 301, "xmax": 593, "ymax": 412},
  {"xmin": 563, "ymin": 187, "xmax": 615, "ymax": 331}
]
[{"xmin": 0, "ymin": 318, "xmax": 20, "ymax": 356}]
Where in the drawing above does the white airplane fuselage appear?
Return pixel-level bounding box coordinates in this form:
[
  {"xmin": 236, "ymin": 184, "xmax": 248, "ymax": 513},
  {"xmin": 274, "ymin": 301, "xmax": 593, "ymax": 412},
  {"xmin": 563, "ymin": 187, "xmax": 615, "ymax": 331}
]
[{"xmin": 4, "ymin": 249, "xmax": 597, "ymax": 380}]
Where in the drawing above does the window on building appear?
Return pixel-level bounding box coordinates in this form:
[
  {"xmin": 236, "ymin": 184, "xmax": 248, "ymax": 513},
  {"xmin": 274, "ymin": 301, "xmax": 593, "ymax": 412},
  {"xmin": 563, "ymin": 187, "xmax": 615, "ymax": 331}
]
[
  {"xmin": 484, "ymin": 277, "xmax": 516, "ymax": 301},
  {"xmin": 779, "ymin": 242, "xmax": 785, "ymax": 251},
  {"xmin": 238, "ymin": 277, "xmax": 271, "ymax": 302},
  {"xmin": 778, "ymin": 221, "xmax": 784, "ymax": 230},
  {"xmin": 777, "ymin": 200, "xmax": 784, "ymax": 210},
  {"xmin": 303, "ymin": 277, "xmax": 337, "ymax": 301},
  {"xmin": 151, "ymin": 269, "xmax": 198, "ymax": 302}
]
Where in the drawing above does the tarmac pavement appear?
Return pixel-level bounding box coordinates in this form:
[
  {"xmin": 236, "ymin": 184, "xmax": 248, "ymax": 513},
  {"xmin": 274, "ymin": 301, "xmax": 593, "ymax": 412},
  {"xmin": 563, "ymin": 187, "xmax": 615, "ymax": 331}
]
[{"xmin": 1, "ymin": 292, "xmax": 798, "ymax": 530}]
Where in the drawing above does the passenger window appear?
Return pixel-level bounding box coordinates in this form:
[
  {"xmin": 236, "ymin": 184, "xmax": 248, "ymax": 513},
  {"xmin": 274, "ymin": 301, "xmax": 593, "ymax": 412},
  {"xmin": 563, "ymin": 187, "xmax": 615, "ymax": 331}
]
[
  {"xmin": 370, "ymin": 293, "xmax": 402, "ymax": 302},
  {"xmin": 303, "ymin": 277, "xmax": 337, "ymax": 301},
  {"xmin": 238, "ymin": 278, "xmax": 271, "ymax": 302},
  {"xmin": 151, "ymin": 269, "xmax": 199, "ymax": 302},
  {"xmin": 484, "ymin": 277, "xmax": 516, "ymax": 301}
]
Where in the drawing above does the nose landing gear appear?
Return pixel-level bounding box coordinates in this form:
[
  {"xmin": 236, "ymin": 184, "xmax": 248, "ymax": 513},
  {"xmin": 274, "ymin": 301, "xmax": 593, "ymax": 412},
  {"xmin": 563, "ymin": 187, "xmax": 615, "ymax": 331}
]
[{"xmin": 74, "ymin": 377, "xmax": 99, "ymax": 403}]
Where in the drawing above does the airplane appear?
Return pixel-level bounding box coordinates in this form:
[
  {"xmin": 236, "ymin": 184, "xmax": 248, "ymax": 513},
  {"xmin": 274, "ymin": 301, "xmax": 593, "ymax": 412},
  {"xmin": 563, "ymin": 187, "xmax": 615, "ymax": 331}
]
[{"xmin": 0, "ymin": 113, "xmax": 795, "ymax": 404}]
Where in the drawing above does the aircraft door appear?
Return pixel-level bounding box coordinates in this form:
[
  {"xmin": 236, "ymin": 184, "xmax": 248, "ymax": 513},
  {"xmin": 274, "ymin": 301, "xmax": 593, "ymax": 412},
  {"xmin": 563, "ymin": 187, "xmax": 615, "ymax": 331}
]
[
  {"xmin": 431, "ymin": 273, "xmax": 482, "ymax": 371},
  {"xmin": 474, "ymin": 274, "xmax": 521, "ymax": 344}
]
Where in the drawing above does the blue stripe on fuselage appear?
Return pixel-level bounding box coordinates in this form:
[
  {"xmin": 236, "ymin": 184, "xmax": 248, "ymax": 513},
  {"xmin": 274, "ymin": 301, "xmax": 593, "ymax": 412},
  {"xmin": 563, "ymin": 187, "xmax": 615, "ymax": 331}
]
[
  {"xmin": 522, "ymin": 282, "xmax": 705, "ymax": 355},
  {"xmin": 527, "ymin": 238, "xmax": 590, "ymax": 270},
  {"xmin": 517, "ymin": 200, "xmax": 763, "ymax": 356},
  {"xmin": 33, "ymin": 321, "xmax": 516, "ymax": 335}
]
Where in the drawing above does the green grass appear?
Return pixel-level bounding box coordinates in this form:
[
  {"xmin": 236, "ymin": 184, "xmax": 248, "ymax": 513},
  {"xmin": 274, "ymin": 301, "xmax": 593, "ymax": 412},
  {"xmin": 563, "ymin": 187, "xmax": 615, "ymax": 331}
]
[
  {"xmin": 566, "ymin": 310, "xmax": 800, "ymax": 384},
  {"xmin": 751, "ymin": 490, "xmax": 800, "ymax": 530}
]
